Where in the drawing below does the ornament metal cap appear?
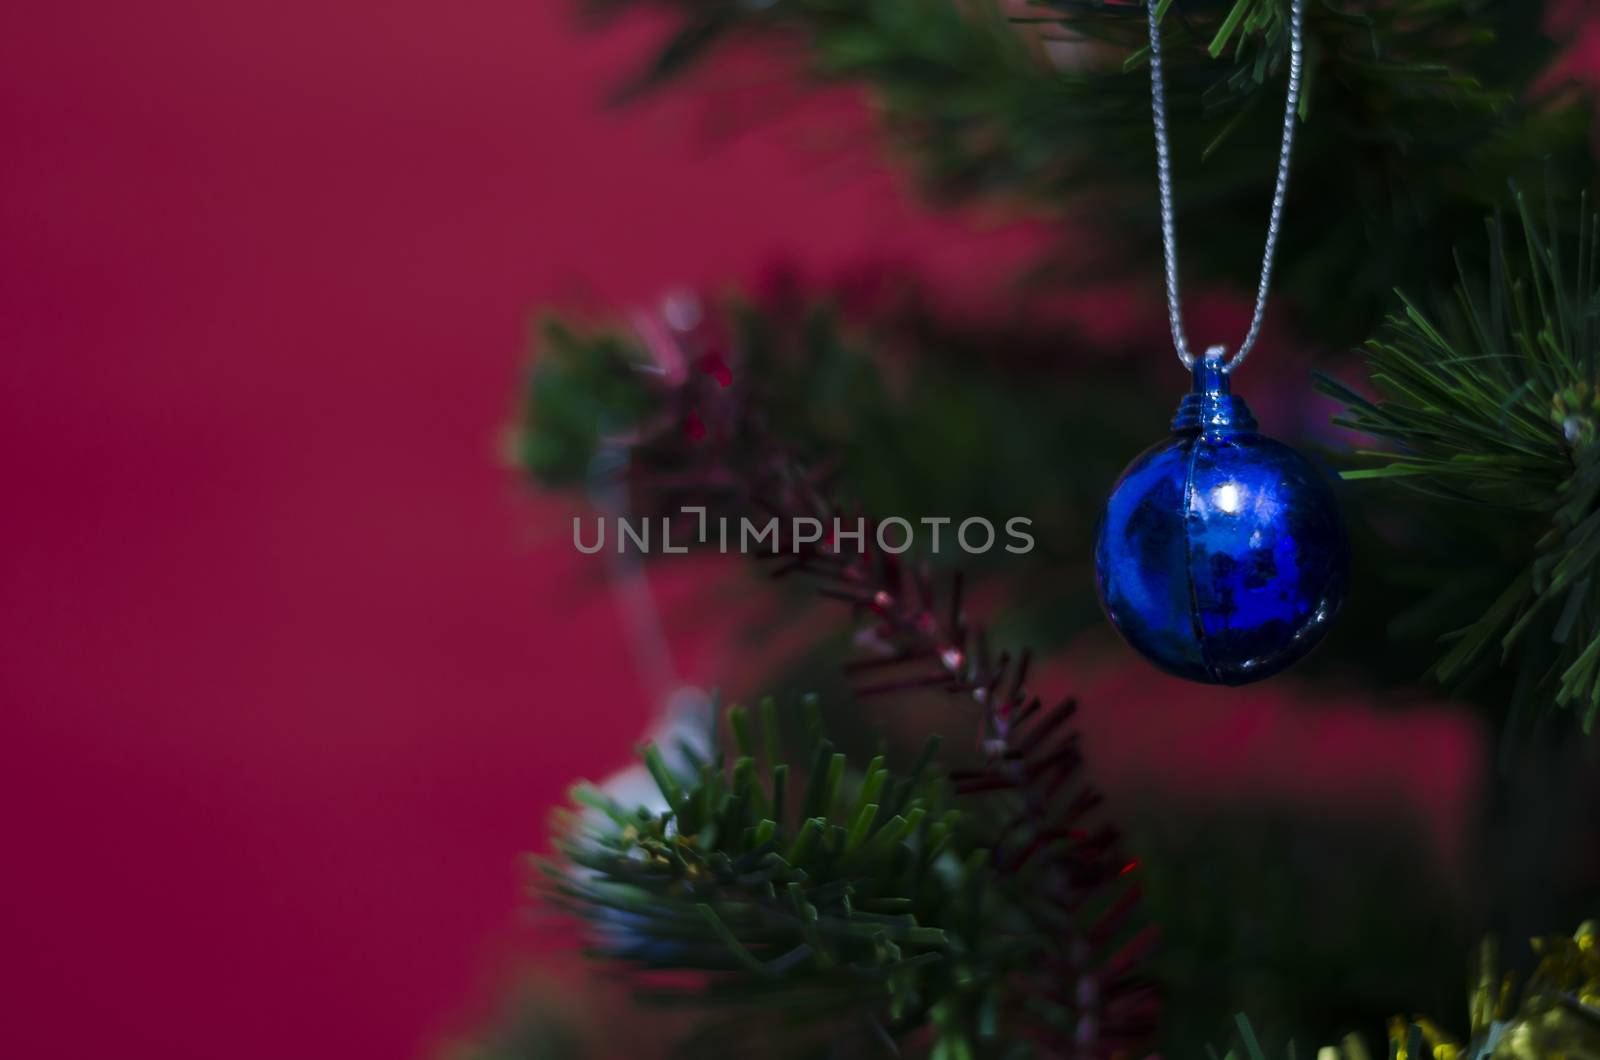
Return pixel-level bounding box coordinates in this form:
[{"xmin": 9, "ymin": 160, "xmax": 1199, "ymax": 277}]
[{"xmin": 1172, "ymin": 349, "xmax": 1257, "ymax": 437}]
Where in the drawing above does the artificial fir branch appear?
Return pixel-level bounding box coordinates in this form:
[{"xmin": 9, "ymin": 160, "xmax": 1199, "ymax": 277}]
[
  {"xmin": 551, "ymin": 696, "xmax": 1156, "ymax": 1057},
  {"xmin": 550, "ymin": 699, "xmax": 988, "ymax": 1056},
  {"xmin": 522, "ymin": 291, "xmax": 1167, "ymax": 651},
  {"xmin": 1319, "ymin": 191, "xmax": 1600, "ymax": 736},
  {"xmin": 580, "ymin": 0, "xmax": 1589, "ymax": 341},
  {"xmin": 521, "ymin": 301, "xmax": 1158, "ymax": 1055}
]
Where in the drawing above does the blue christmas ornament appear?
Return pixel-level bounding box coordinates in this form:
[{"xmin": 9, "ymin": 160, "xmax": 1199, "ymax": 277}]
[{"xmin": 1094, "ymin": 357, "xmax": 1347, "ymax": 684}]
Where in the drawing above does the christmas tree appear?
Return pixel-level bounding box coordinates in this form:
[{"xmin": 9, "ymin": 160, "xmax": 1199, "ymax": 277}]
[{"xmin": 479, "ymin": 1, "xmax": 1599, "ymax": 1055}]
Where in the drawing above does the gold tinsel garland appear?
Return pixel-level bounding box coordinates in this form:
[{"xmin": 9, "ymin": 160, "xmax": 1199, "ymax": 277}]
[{"xmin": 1390, "ymin": 920, "xmax": 1600, "ymax": 1060}]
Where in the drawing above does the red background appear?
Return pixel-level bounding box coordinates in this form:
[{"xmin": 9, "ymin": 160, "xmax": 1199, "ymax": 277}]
[{"xmin": 0, "ymin": 4, "xmax": 1515, "ymax": 1058}]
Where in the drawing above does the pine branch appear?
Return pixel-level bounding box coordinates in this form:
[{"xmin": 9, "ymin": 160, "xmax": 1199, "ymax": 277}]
[
  {"xmin": 522, "ymin": 299, "xmax": 1158, "ymax": 1054},
  {"xmin": 550, "ymin": 693, "xmax": 1151, "ymax": 1056},
  {"xmin": 1318, "ymin": 189, "xmax": 1600, "ymax": 736},
  {"xmin": 519, "ymin": 288, "xmax": 1162, "ymax": 649},
  {"xmin": 581, "ymin": 0, "xmax": 1591, "ymax": 341},
  {"xmin": 551, "ymin": 698, "xmax": 989, "ymax": 1055}
]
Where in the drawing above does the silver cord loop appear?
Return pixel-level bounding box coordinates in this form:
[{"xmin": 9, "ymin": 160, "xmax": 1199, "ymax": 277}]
[{"xmin": 1147, "ymin": 0, "xmax": 1305, "ymax": 374}]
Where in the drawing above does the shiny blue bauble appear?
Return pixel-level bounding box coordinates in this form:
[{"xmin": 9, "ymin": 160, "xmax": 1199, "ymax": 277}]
[{"xmin": 1094, "ymin": 358, "xmax": 1347, "ymax": 685}]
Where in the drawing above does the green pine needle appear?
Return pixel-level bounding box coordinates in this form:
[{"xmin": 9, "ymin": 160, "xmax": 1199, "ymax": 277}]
[
  {"xmin": 1319, "ymin": 189, "xmax": 1600, "ymax": 735},
  {"xmin": 546, "ymin": 695, "xmax": 1035, "ymax": 1053},
  {"xmin": 582, "ymin": 0, "xmax": 1589, "ymax": 340}
]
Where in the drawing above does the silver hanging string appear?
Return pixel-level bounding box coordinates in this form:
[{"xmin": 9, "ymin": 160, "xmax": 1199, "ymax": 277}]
[{"xmin": 1147, "ymin": 0, "xmax": 1305, "ymax": 373}]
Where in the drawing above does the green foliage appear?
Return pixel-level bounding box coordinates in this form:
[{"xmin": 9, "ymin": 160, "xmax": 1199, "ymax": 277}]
[
  {"xmin": 548, "ymin": 696, "xmax": 1051, "ymax": 1057},
  {"xmin": 590, "ymin": 0, "xmax": 1590, "ymax": 340},
  {"xmin": 1320, "ymin": 191, "xmax": 1600, "ymax": 734},
  {"xmin": 516, "ymin": 317, "xmax": 661, "ymax": 486},
  {"xmin": 516, "ymin": 293, "xmax": 1162, "ymax": 642}
]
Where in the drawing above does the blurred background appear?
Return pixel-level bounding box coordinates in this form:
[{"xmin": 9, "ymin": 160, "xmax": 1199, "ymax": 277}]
[{"xmin": 1, "ymin": 3, "xmax": 1594, "ymax": 1059}]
